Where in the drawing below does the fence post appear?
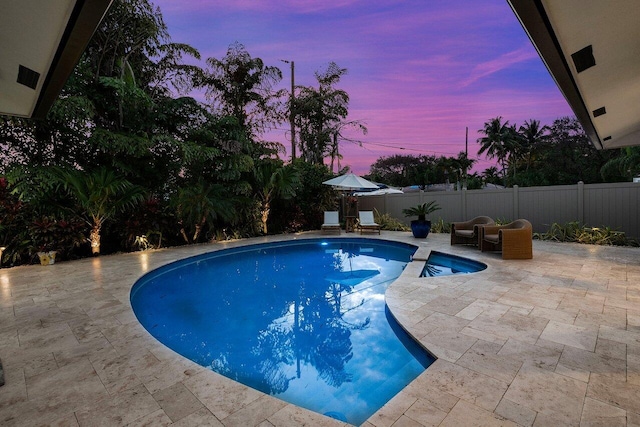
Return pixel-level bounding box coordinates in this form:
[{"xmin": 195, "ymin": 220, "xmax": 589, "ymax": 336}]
[
  {"xmin": 577, "ymin": 181, "xmax": 584, "ymax": 224},
  {"xmin": 383, "ymin": 193, "xmax": 388, "ymax": 215},
  {"xmin": 461, "ymin": 188, "xmax": 467, "ymax": 220},
  {"xmin": 513, "ymin": 185, "xmax": 519, "ymax": 219}
]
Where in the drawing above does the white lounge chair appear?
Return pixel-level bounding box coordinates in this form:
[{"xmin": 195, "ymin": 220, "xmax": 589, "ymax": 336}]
[
  {"xmin": 358, "ymin": 211, "xmax": 380, "ymax": 234},
  {"xmin": 321, "ymin": 211, "xmax": 341, "ymax": 234}
]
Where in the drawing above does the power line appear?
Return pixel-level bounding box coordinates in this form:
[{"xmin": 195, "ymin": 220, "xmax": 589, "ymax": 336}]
[
  {"xmin": 267, "ymin": 127, "xmax": 484, "ymax": 158},
  {"xmin": 358, "ymin": 141, "xmax": 471, "ymax": 157}
]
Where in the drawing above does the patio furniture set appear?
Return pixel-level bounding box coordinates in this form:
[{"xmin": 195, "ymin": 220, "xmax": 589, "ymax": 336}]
[
  {"xmin": 450, "ymin": 216, "xmax": 533, "ymax": 259},
  {"xmin": 321, "ymin": 211, "xmax": 532, "ymax": 259}
]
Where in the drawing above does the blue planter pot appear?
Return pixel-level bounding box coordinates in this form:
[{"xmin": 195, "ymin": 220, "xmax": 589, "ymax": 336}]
[{"xmin": 410, "ymin": 220, "xmax": 431, "ymax": 238}]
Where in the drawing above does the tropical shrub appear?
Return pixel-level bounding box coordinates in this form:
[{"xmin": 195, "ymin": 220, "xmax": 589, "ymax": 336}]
[
  {"xmin": 254, "ymin": 160, "xmax": 300, "ymax": 234},
  {"xmin": 119, "ymin": 198, "xmax": 176, "ymax": 251},
  {"xmin": 28, "ymin": 216, "xmax": 58, "ymax": 253},
  {"xmin": 269, "ymin": 161, "xmax": 337, "ymax": 233},
  {"xmin": 534, "ymin": 221, "xmax": 638, "ymax": 246},
  {"xmin": 373, "ymin": 208, "xmax": 409, "ymax": 231},
  {"xmin": 29, "ymin": 216, "xmax": 87, "ymax": 260},
  {"xmin": 429, "ymin": 218, "xmax": 451, "ymax": 234},
  {"xmin": 0, "ymin": 177, "xmax": 33, "ymax": 266},
  {"xmin": 171, "ymin": 180, "xmax": 236, "ymax": 244}
]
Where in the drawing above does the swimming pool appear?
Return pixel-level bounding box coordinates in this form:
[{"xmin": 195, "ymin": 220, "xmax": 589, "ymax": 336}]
[
  {"xmin": 422, "ymin": 250, "xmax": 487, "ymax": 277},
  {"xmin": 131, "ymin": 238, "xmax": 433, "ymax": 425}
]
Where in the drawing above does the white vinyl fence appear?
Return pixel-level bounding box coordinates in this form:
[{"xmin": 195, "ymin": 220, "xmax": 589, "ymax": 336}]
[{"xmin": 356, "ymin": 182, "xmax": 640, "ymax": 239}]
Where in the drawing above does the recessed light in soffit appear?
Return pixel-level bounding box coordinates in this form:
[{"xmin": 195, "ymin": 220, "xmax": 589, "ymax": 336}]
[
  {"xmin": 592, "ymin": 107, "xmax": 606, "ymax": 117},
  {"xmin": 17, "ymin": 65, "xmax": 40, "ymax": 90},
  {"xmin": 571, "ymin": 45, "xmax": 596, "ymax": 73}
]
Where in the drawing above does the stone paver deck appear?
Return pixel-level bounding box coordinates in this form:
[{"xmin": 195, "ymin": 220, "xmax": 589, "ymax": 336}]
[{"xmin": 0, "ymin": 232, "xmax": 639, "ymax": 426}]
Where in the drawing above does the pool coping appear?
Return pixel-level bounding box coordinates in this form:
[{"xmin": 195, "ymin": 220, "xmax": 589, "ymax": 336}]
[{"xmin": 1, "ymin": 231, "xmax": 639, "ymax": 426}]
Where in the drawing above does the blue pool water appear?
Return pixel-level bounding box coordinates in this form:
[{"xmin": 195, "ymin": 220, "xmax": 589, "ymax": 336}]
[
  {"xmin": 131, "ymin": 238, "xmax": 434, "ymax": 425},
  {"xmin": 421, "ymin": 250, "xmax": 487, "ymax": 277}
]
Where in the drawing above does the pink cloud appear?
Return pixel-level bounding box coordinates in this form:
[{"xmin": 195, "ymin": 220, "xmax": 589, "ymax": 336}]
[{"xmin": 460, "ymin": 45, "xmax": 540, "ymax": 87}]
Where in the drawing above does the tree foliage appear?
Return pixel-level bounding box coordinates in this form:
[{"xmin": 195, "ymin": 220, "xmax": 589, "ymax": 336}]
[
  {"xmin": 475, "ymin": 116, "xmax": 621, "ymax": 187},
  {"xmin": 600, "ymin": 146, "xmax": 640, "ymax": 182},
  {"xmin": 202, "ymin": 42, "xmax": 284, "ymax": 142},
  {"xmin": 367, "ymin": 116, "xmax": 623, "ymax": 191},
  {"xmin": 367, "ymin": 153, "xmax": 475, "ymax": 189},
  {"xmin": 295, "ymin": 62, "xmax": 366, "ymax": 166}
]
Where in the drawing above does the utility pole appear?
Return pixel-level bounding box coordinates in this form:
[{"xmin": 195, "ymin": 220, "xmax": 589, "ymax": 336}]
[
  {"xmin": 464, "ymin": 126, "xmax": 469, "ymax": 189},
  {"xmin": 280, "ymin": 60, "xmax": 296, "ymax": 161}
]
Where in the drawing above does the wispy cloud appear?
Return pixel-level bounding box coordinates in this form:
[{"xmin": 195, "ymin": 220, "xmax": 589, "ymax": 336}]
[
  {"xmin": 168, "ymin": 0, "xmax": 364, "ymax": 14},
  {"xmin": 460, "ymin": 45, "xmax": 539, "ymax": 87}
]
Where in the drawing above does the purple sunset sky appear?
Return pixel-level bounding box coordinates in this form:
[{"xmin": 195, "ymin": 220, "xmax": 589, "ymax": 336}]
[{"xmin": 153, "ymin": 0, "xmax": 574, "ymax": 175}]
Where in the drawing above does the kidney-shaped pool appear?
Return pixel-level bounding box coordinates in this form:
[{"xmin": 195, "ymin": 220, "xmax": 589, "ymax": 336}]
[{"xmin": 131, "ymin": 238, "xmax": 434, "ymax": 425}]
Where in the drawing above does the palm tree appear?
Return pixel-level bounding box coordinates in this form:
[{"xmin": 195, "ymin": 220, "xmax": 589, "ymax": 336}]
[
  {"xmin": 518, "ymin": 119, "xmax": 548, "ymax": 171},
  {"xmin": 477, "ymin": 117, "xmax": 519, "ymax": 183},
  {"xmin": 455, "ymin": 152, "xmax": 476, "ymax": 188},
  {"xmin": 173, "ymin": 180, "xmax": 236, "ymax": 243},
  {"xmin": 254, "ymin": 160, "xmax": 300, "ymax": 234},
  {"xmin": 55, "ymin": 167, "xmax": 145, "ymax": 255},
  {"xmin": 482, "ymin": 166, "xmax": 502, "ymax": 186}
]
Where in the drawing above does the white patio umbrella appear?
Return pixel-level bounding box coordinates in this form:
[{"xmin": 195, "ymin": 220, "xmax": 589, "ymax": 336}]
[
  {"xmin": 353, "ymin": 188, "xmax": 404, "ymax": 196},
  {"xmin": 322, "ymin": 173, "xmax": 379, "ymax": 190}
]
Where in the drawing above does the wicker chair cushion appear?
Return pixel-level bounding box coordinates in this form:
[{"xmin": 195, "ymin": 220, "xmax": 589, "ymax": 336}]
[
  {"xmin": 483, "ymin": 233, "xmax": 500, "ymax": 243},
  {"xmin": 454, "ymin": 229, "xmax": 475, "ymax": 238}
]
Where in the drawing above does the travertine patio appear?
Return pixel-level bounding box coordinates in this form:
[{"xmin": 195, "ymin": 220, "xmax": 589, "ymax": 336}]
[{"xmin": 0, "ymin": 231, "xmax": 639, "ymax": 426}]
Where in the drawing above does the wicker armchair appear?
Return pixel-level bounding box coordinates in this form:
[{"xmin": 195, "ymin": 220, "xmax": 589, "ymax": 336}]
[
  {"xmin": 480, "ymin": 219, "xmax": 533, "ymax": 259},
  {"xmin": 450, "ymin": 216, "xmax": 495, "ymax": 246}
]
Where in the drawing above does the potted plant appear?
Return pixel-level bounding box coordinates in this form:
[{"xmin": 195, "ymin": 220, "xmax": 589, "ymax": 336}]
[{"xmin": 402, "ymin": 201, "xmax": 441, "ymax": 238}]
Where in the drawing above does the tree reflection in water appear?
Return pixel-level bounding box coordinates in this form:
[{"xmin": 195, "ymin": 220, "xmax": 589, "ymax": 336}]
[{"xmin": 208, "ymin": 243, "xmax": 376, "ymax": 393}]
